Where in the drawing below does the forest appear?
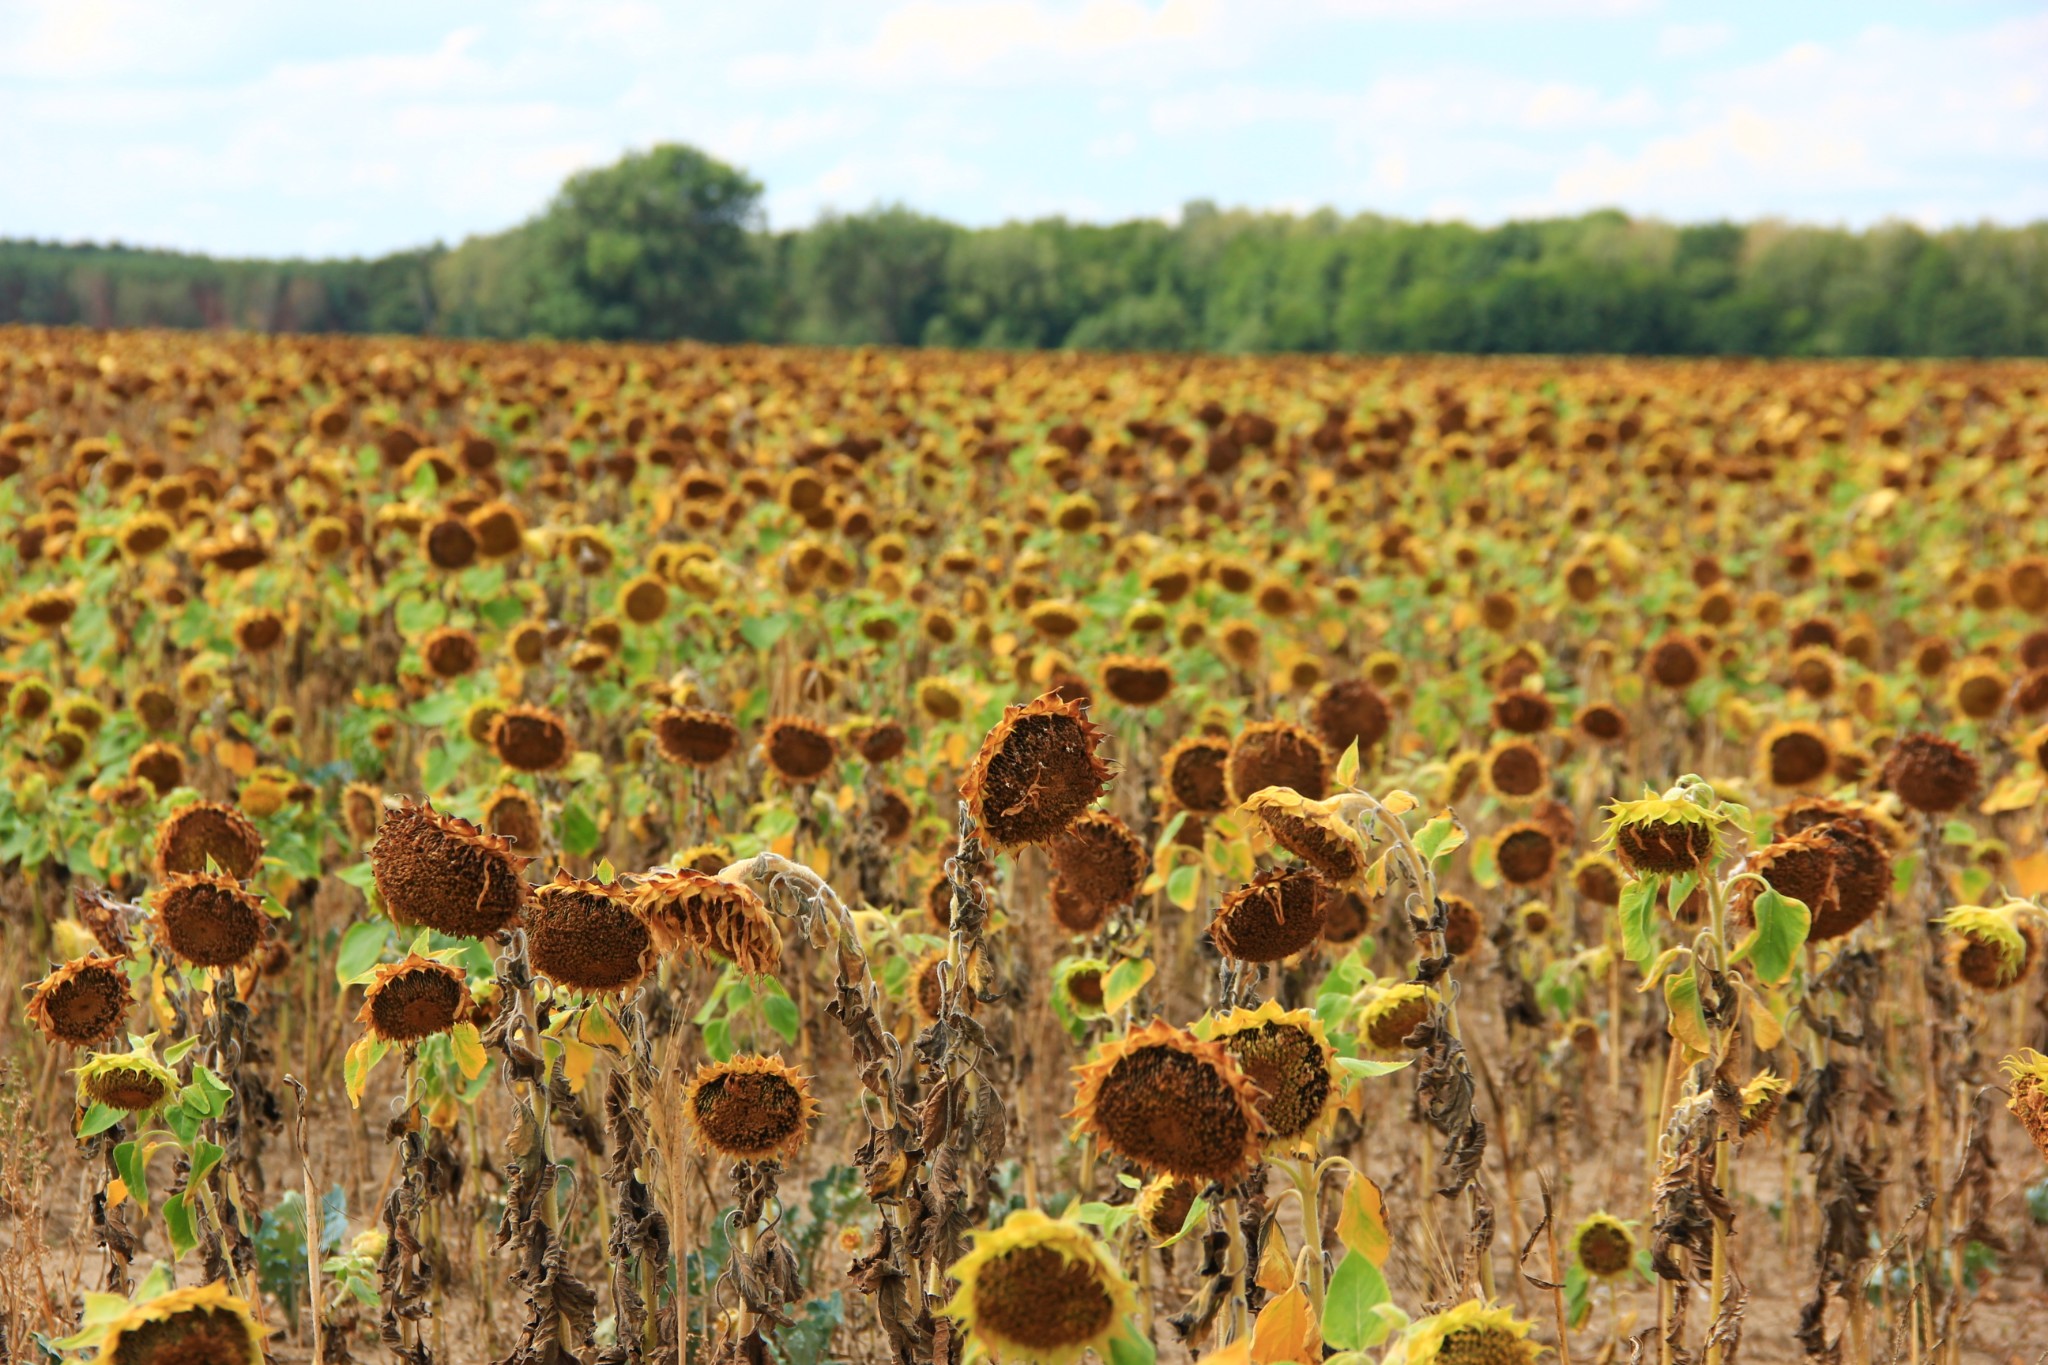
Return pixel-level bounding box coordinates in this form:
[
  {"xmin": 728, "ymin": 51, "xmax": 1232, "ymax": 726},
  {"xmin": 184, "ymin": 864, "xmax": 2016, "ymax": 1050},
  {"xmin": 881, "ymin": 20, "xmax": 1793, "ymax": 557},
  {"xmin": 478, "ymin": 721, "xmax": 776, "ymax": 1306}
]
[{"xmin": 3, "ymin": 142, "xmax": 2044, "ymax": 356}]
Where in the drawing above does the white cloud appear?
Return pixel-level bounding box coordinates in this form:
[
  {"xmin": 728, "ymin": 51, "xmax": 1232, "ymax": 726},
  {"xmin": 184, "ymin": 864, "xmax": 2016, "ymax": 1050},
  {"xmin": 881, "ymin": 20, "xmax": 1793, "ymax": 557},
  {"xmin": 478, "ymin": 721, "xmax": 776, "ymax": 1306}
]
[
  {"xmin": 734, "ymin": 0, "xmax": 1229, "ymax": 90},
  {"xmin": 1656, "ymin": 22, "xmax": 1732, "ymax": 58}
]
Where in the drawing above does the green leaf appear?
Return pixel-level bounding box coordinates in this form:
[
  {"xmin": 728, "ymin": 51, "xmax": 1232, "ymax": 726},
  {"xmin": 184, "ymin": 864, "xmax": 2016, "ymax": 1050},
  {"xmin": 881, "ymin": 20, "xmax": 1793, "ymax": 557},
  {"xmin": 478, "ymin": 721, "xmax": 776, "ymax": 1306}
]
[
  {"xmin": 1618, "ymin": 876, "xmax": 1661, "ymax": 971},
  {"xmin": 559, "ymin": 800, "xmax": 601, "ymax": 858},
  {"xmin": 189, "ymin": 1139, "xmax": 225, "ymax": 1187},
  {"xmin": 344, "ymin": 1034, "xmax": 389, "ymax": 1109},
  {"xmin": 420, "ymin": 744, "xmax": 460, "ymax": 795},
  {"xmin": 1733, "ymin": 884, "xmax": 1810, "ymax": 986},
  {"xmin": 1335, "ymin": 1056, "xmax": 1412, "ymax": 1080},
  {"xmin": 761, "ymin": 992, "xmax": 801, "ymax": 1044},
  {"xmin": 1107, "ymin": 1318, "xmax": 1157, "ymax": 1365},
  {"xmin": 337, "ymin": 920, "xmax": 391, "ymax": 987},
  {"xmin": 1165, "ymin": 863, "xmax": 1200, "ymax": 911},
  {"xmin": 1663, "ymin": 968, "xmax": 1712, "ymax": 1053},
  {"xmin": 113, "ymin": 1141, "xmax": 149, "ymax": 1215},
  {"xmin": 1321, "ymin": 1251, "xmax": 1393, "ymax": 1351},
  {"xmin": 703, "ymin": 1017, "xmax": 734, "ymax": 1062},
  {"xmin": 77, "ymin": 1102, "xmax": 122, "ymax": 1138},
  {"xmin": 163, "ymin": 1191, "xmax": 199, "ymax": 1259},
  {"xmin": 739, "ymin": 615, "xmax": 790, "ymax": 651},
  {"xmin": 1101, "ymin": 957, "xmax": 1155, "ymax": 1014},
  {"xmin": 1413, "ymin": 812, "xmax": 1467, "ymax": 865}
]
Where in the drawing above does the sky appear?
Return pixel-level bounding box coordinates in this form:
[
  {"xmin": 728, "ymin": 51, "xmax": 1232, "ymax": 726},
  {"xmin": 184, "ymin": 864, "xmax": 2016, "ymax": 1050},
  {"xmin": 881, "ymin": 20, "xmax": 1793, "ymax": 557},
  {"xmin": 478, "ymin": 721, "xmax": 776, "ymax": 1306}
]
[{"xmin": 2, "ymin": 0, "xmax": 2044, "ymax": 259}]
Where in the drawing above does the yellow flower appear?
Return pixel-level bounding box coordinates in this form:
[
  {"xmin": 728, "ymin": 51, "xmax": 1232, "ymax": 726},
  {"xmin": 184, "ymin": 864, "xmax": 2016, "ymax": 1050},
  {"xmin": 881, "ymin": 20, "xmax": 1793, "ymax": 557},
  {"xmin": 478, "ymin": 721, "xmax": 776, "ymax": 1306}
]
[
  {"xmin": 1388, "ymin": 1299, "xmax": 1543, "ymax": 1365},
  {"xmin": 1206, "ymin": 999, "xmax": 1344, "ymax": 1154},
  {"xmin": 100, "ymin": 1282, "xmax": 265, "ymax": 1365}
]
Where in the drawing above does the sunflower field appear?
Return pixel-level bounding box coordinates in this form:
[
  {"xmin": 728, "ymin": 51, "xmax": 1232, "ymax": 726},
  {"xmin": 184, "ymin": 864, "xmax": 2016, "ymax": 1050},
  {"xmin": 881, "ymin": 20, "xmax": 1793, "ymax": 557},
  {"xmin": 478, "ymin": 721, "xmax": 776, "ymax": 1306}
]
[{"xmin": 2, "ymin": 328, "xmax": 2047, "ymax": 1364}]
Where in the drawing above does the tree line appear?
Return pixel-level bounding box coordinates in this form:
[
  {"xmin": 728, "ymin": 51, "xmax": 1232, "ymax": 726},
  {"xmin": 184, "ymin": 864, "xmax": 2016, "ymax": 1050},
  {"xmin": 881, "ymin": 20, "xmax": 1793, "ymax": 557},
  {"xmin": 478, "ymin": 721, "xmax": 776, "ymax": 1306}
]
[{"xmin": 5, "ymin": 143, "xmax": 2044, "ymax": 356}]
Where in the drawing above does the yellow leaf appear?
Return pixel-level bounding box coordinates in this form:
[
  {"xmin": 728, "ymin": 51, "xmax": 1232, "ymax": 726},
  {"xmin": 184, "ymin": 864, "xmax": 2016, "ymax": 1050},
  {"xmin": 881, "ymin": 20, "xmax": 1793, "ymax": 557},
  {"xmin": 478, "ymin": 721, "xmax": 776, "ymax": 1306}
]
[
  {"xmin": 1981, "ymin": 774, "xmax": 2043, "ymax": 815},
  {"xmin": 1317, "ymin": 618, "xmax": 1347, "ymax": 651},
  {"xmin": 2012, "ymin": 850, "xmax": 2048, "ymax": 897},
  {"xmin": 449, "ymin": 1021, "xmax": 488, "ymax": 1080},
  {"xmin": 1363, "ymin": 851, "xmax": 1391, "ymax": 897},
  {"xmin": 1249, "ymin": 1285, "xmax": 1320, "ymax": 1365},
  {"xmin": 943, "ymin": 731, "xmax": 969, "ymax": 769},
  {"xmin": 1336, "ymin": 1173, "xmax": 1391, "ymax": 1266},
  {"xmin": 107, "ymin": 1177, "xmax": 129, "ymax": 1209},
  {"xmin": 217, "ymin": 739, "xmax": 257, "ymax": 777},
  {"xmin": 1195, "ymin": 1338, "xmax": 1251, "ymax": 1365},
  {"xmin": 556, "ymin": 1035, "xmax": 598, "ymax": 1095},
  {"xmin": 577, "ymin": 1007, "xmax": 629, "ymax": 1054},
  {"xmin": 1743, "ymin": 985, "xmax": 1784, "ymax": 1051},
  {"xmin": 1256, "ymin": 1228, "xmax": 1295, "ymax": 1294},
  {"xmin": 1334, "ymin": 739, "xmax": 1361, "ymax": 790},
  {"xmin": 1380, "ymin": 790, "xmax": 1417, "ymax": 816}
]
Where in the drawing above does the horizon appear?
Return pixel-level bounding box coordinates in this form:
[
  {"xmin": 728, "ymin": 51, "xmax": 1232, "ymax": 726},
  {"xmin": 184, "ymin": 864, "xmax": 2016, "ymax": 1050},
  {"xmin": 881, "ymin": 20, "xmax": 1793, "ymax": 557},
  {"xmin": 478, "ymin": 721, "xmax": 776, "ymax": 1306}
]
[{"xmin": 3, "ymin": 0, "xmax": 2044, "ymax": 260}]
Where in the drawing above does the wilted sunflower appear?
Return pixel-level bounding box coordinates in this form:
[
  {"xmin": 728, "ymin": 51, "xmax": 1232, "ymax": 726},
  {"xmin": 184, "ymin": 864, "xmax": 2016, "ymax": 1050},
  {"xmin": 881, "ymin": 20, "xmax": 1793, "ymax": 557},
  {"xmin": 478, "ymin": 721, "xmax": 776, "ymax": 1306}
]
[
  {"xmin": 1947, "ymin": 659, "xmax": 2009, "ymax": 721},
  {"xmin": 1490, "ymin": 688, "xmax": 1556, "ymax": 736},
  {"xmin": 231, "ymin": 607, "xmax": 285, "ymax": 654},
  {"xmin": 1049, "ymin": 810, "xmax": 1148, "ymax": 910},
  {"xmin": 633, "ymin": 869, "xmax": 782, "ymax": 976},
  {"xmin": 1730, "ymin": 829, "xmax": 1845, "ymax": 937},
  {"xmin": 1880, "ymin": 732, "xmax": 1980, "ymax": 814},
  {"xmin": 10, "ymin": 676, "xmax": 52, "ymax": 723},
  {"xmin": 1068, "ymin": 1019, "xmax": 1267, "ymax": 1182},
  {"xmin": 1360, "ymin": 982, "xmax": 1438, "ymax": 1055},
  {"xmin": 1939, "ymin": 902, "xmax": 2039, "ymax": 994},
  {"xmin": 74, "ymin": 1044, "xmax": 180, "ymax": 1114},
  {"xmin": 1494, "ymin": 822, "xmax": 1558, "ymax": 887},
  {"xmin": 154, "ymin": 801, "xmax": 264, "ymax": 879},
  {"xmin": 20, "ymin": 587, "xmax": 77, "ymax": 629},
  {"xmin": 1756, "ymin": 721, "xmax": 1834, "ymax": 790},
  {"xmin": 131, "ymin": 684, "xmax": 177, "ymax": 732},
  {"xmin": 127, "ymin": 741, "xmax": 185, "ymax": 797},
  {"xmin": 420, "ymin": 514, "xmax": 478, "ymax": 571},
  {"xmin": 1226, "ymin": 720, "xmax": 1327, "ymax": 805},
  {"xmin": 357, "ymin": 955, "xmax": 471, "ymax": 1043},
  {"xmin": 2000, "ymin": 1051, "xmax": 2048, "ymax": 1161},
  {"xmin": 470, "ymin": 501, "xmax": 527, "ymax": 559},
  {"xmin": 1441, "ymin": 893, "xmax": 1483, "ymax": 956},
  {"xmin": 508, "ymin": 620, "xmax": 548, "ymax": 667},
  {"xmin": 854, "ymin": 718, "xmax": 908, "ymax": 764},
  {"xmin": 117, "ymin": 510, "xmax": 176, "ymax": 559},
  {"xmin": 421, "ymin": 626, "xmax": 481, "ymax": 679},
  {"xmin": 1570, "ymin": 853, "xmax": 1622, "ymax": 906},
  {"xmin": 370, "ymin": 799, "xmax": 529, "ymax": 939},
  {"xmin": 1643, "ymin": 633, "xmax": 1705, "ymax": 691},
  {"xmin": 762, "ymin": 716, "xmax": 838, "ymax": 784},
  {"xmin": 683, "ymin": 1053, "xmax": 818, "ymax": 1161},
  {"xmin": 1740, "ymin": 1070, "xmax": 1789, "ymax": 1137},
  {"xmin": 1052, "ymin": 957, "xmax": 1111, "ymax": 1021},
  {"xmin": 1210, "ymin": 999, "xmax": 1342, "ymax": 1152},
  {"xmin": 1312, "ymin": 677, "xmax": 1394, "ymax": 756},
  {"xmin": 1482, "ymin": 738, "xmax": 1548, "ymax": 804},
  {"xmin": 1601, "ymin": 784, "xmax": 1728, "ymax": 877},
  {"xmin": 100, "ymin": 1282, "xmax": 264, "ymax": 1365},
  {"xmin": 1210, "ymin": 868, "xmax": 1327, "ymax": 962},
  {"xmin": 526, "ymin": 874, "xmax": 653, "ymax": 995},
  {"xmin": 918, "ymin": 677, "xmax": 966, "ymax": 722},
  {"xmin": 26, "ymin": 954, "xmax": 132, "ymax": 1047},
  {"xmin": 475, "ymin": 784, "xmax": 543, "ymax": 854},
  {"xmin": 1573, "ymin": 700, "xmax": 1629, "ymax": 745},
  {"xmin": 489, "ymin": 704, "xmax": 575, "ymax": 773},
  {"xmin": 1100, "ymin": 654, "xmax": 1174, "ymax": 707},
  {"xmin": 1393, "ymin": 1300, "xmax": 1542, "ymax": 1365},
  {"xmin": 1239, "ymin": 787, "xmax": 1369, "ymax": 886},
  {"xmin": 1161, "ymin": 733, "xmax": 1233, "ymax": 815},
  {"xmin": 152, "ymin": 872, "xmax": 266, "ymax": 968},
  {"xmin": 1570, "ymin": 1213, "xmax": 1636, "ymax": 1279},
  {"xmin": 339, "ymin": 785, "xmax": 385, "ymax": 847},
  {"xmin": 618, "ymin": 573, "xmax": 669, "ymax": 625},
  {"xmin": 943, "ymin": 1209, "xmax": 1136, "ymax": 1365},
  {"xmin": 962, "ymin": 692, "xmax": 1113, "ymax": 848},
  {"xmin": 652, "ymin": 706, "xmax": 741, "ymax": 767},
  {"xmin": 1134, "ymin": 1175, "xmax": 1199, "ymax": 1243}
]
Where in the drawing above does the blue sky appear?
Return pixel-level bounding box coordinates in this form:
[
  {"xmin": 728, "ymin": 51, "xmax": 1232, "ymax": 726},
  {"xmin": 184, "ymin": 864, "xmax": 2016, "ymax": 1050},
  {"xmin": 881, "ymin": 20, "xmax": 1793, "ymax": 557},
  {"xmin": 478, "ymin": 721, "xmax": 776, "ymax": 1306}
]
[{"xmin": 2, "ymin": 0, "xmax": 2043, "ymax": 258}]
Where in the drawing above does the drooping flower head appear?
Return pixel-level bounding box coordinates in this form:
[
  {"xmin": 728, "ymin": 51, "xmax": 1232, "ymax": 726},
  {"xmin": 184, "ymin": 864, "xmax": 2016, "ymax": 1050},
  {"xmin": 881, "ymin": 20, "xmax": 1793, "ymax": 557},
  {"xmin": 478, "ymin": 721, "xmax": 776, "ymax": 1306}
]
[
  {"xmin": 682, "ymin": 1053, "xmax": 818, "ymax": 1161},
  {"xmin": 962, "ymin": 692, "xmax": 1114, "ymax": 849},
  {"xmin": 1207, "ymin": 999, "xmax": 1342, "ymax": 1153},
  {"xmin": 942, "ymin": 1209, "xmax": 1136, "ymax": 1365},
  {"xmin": 1068, "ymin": 1019, "xmax": 1267, "ymax": 1183}
]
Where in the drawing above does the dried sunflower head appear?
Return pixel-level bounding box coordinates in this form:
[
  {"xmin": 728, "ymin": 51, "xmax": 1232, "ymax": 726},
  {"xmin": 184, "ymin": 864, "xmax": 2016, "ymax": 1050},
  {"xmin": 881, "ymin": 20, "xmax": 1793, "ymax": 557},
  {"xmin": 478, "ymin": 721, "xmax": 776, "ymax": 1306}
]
[
  {"xmin": 1226, "ymin": 720, "xmax": 1328, "ymax": 805},
  {"xmin": 1048, "ymin": 810, "xmax": 1148, "ymax": 911},
  {"xmin": 526, "ymin": 873, "xmax": 653, "ymax": 995},
  {"xmin": 1359, "ymin": 982, "xmax": 1438, "ymax": 1055},
  {"xmin": 1880, "ymin": 732, "xmax": 1980, "ymax": 814},
  {"xmin": 1999, "ymin": 1050, "xmax": 2048, "ymax": 1162},
  {"xmin": 1068, "ymin": 1018, "xmax": 1267, "ymax": 1183},
  {"xmin": 152, "ymin": 872, "xmax": 267, "ymax": 969},
  {"xmin": 370, "ymin": 799, "xmax": 529, "ymax": 939},
  {"xmin": 942, "ymin": 1209, "xmax": 1136, "ymax": 1365},
  {"xmin": 1161, "ymin": 733, "xmax": 1233, "ymax": 816},
  {"xmin": 153, "ymin": 801, "xmax": 264, "ymax": 880},
  {"xmin": 1756, "ymin": 721, "xmax": 1834, "ymax": 791},
  {"xmin": 489, "ymin": 704, "xmax": 575, "ymax": 773},
  {"xmin": 652, "ymin": 707, "xmax": 741, "ymax": 767},
  {"xmin": 356, "ymin": 954, "xmax": 471, "ymax": 1043},
  {"xmin": 683, "ymin": 1053, "xmax": 818, "ymax": 1161},
  {"xmin": 1210, "ymin": 868, "xmax": 1327, "ymax": 963},
  {"xmin": 962, "ymin": 692, "xmax": 1113, "ymax": 849},
  {"xmin": 762, "ymin": 715, "xmax": 838, "ymax": 784},
  {"xmin": 1052, "ymin": 956, "xmax": 1111, "ymax": 1021},
  {"xmin": 26, "ymin": 954, "xmax": 132, "ymax": 1047},
  {"xmin": 632, "ymin": 868, "xmax": 782, "ymax": 976},
  {"xmin": 1239, "ymin": 787, "xmax": 1369, "ymax": 887}
]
